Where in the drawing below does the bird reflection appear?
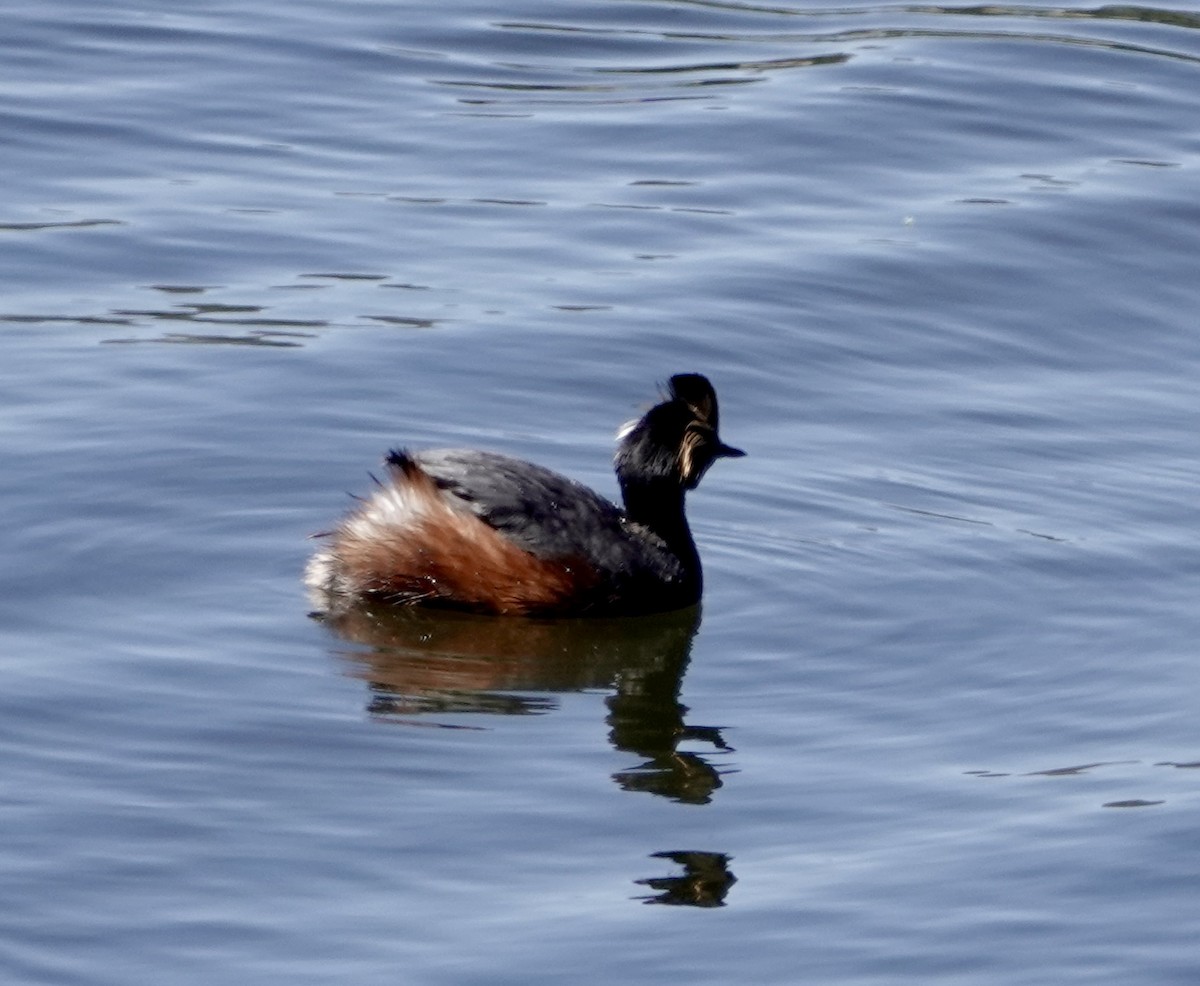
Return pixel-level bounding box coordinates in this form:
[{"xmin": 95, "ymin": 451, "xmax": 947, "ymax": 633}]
[
  {"xmin": 605, "ymin": 633, "xmax": 732, "ymax": 805},
  {"xmin": 312, "ymin": 601, "xmax": 732, "ymax": 803},
  {"xmin": 634, "ymin": 851, "xmax": 737, "ymax": 908}
]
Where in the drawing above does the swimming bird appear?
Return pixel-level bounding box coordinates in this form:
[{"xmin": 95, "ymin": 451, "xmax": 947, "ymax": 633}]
[{"xmin": 306, "ymin": 373, "xmax": 743, "ymax": 616}]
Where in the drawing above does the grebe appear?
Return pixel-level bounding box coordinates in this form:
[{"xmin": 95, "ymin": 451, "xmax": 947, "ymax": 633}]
[{"xmin": 305, "ymin": 373, "xmax": 743, "ymax": 616}]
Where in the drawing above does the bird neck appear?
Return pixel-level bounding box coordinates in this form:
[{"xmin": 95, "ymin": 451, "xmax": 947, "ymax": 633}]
[{"xmin": 619, "ymin": 477, "xmax": 699, "ymax": 570}]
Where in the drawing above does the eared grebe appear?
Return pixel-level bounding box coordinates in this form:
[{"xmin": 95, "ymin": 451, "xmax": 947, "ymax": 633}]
[{"xmin": 305, "ymin": 373, "xmax": 743, "ymax": 616}]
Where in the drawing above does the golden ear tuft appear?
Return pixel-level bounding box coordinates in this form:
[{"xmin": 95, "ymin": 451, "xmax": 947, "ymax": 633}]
[{"xmin": 677, "ymin": 423, "xmax": 710, "ymax": 485}]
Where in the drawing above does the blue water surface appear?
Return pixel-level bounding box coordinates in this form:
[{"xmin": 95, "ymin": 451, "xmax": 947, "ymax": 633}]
[{"xmin": 3, "ymin": 1, "xmax": 1200, "ymax": 983}]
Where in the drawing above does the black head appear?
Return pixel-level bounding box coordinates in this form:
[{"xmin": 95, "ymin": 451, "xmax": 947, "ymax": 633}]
[{"xmin": 615, "ymin": 373, "xmax": 745, "ymax": 493}]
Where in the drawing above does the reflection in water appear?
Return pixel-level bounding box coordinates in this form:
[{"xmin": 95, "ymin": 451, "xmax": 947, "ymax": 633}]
[
  {"xmin": 606, "ymin": 636, "xmax": 732, "ymax": 805},
  {"xmin": 313, "ymin": 602, "xmax": 733, "ymax": 804},
  {"xmin": 634, "ymin": 851, "xmax": 737, "ymax": 908}
]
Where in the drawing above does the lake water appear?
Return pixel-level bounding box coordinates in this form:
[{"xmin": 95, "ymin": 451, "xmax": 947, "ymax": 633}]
[{"xmin": 4, "ymin": 1, "xmax": 1200, "ymax": 982}]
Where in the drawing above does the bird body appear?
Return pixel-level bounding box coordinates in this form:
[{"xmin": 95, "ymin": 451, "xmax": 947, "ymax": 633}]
[{"xmin": 306, "ymin": 374, "xmax": 742, "ymax": 616}]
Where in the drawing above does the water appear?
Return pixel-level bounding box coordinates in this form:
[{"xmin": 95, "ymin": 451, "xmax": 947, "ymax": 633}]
[{"xmin": 4, "ymin": 1, "xmax": 1200, "ymax": 982}]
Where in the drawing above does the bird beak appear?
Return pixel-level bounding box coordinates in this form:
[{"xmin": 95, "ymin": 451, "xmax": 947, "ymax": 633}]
[{"xmin": 718, "ymin": 442, "xmax": 746, "ymax": 459}]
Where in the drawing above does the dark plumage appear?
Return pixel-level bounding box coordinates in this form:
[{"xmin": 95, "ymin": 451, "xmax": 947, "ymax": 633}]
[{"xmin": 305, "ymin": 373, "xmax": 743, "ymax": 616}]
